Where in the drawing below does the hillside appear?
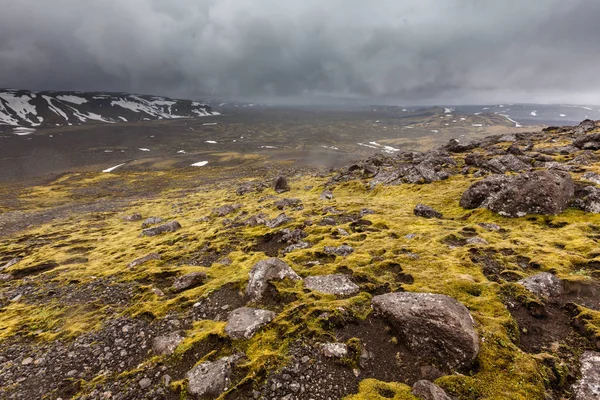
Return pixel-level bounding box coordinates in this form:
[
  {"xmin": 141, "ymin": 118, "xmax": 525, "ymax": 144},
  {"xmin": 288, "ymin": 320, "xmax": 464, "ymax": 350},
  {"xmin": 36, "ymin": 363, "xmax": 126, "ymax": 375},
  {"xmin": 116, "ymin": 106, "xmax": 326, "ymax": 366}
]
[
  {"xmin": 0, "ymin": 120, "xmax": 599, "ymax": 399},
  {"xmin": 0, "ymin": 89, "xmax": 219, "ymax": 131}
]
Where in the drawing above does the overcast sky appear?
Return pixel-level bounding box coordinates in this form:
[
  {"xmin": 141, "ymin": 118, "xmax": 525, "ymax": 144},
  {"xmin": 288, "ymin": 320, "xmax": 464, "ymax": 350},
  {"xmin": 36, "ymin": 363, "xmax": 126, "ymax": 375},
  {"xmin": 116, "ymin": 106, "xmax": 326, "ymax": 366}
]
[{"xmin": 0, "ymin": 0, "xmax": 598, "ymax": 105}]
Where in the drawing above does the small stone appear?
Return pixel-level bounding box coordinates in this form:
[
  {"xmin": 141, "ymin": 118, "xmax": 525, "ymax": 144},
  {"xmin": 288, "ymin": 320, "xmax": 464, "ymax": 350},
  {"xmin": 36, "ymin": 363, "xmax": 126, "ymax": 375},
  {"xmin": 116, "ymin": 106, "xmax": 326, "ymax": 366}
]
[
  {"xmin": 266, "ymin": 213, "xmax": 293, "ymax": 229},
  {"xmin": 141, "ymin": 216, "xmax": 163, "ymax": 228},
  {"xmin": 225, "ymin": 307, "xmax": 277, "ymax": 339},
  {"xmin": 67, "ymin": 369, "xmax": 78, "ymax": 377},
  {"xmin": 139, "ymin": 378, "xmax": 152, "ymax": 389},
  {"xmin": 185, "ymin": 355, "xmax": 244, "ymax": 397},
  {"xmin": 153, "ymin": 332, "xmax": 184, "ymax": 356},
  {"xmin": 323, "ymin": 245, "xmax": 354, "ymax": 257},
  {"xmin": 304, "ymin": 274, "xmax": 359, "ymax": 297},
  {"xmin": 320, "ymin": 189, "xmax": 334, "ymax": 200},
  {"xmin": 412, "ymin": 380, "xmax": 451, "ymax": 400},
  {"xmin": 246, "ymin": 258, "xmax": 301, "ymax": 300},
  {"xmin": 122, "ymin": 213, "xmax": 142, "ymax": 222},
  {"xmin": 0, "ymin": 258, "xmax": 21, "ymax": 272},
  {"xmin": 172, "ymin": 272, "xmax": 207, "ymax": 293},
  {"xmin": 140, "ymin": 221, "xmax": 181, "ymax": 237},
  {"xmin": 321, "ymin": 343, "xmax": 348, "ymax": 358},
  {"xmin": 128, "ymin": 253, "xmax": 161, "ymax": 268},
  {"xmin": 478, "ymin": 223, "xmax": 501, "ymax": 231},
  {"xmin": 414, "ymin": 204, "xmax": 443, "ymax": 219},
  {"xmin": 21, "ymin": 357, "xmax": 33, "ymax": 365},
  {"xmin": 518, "ymin": 272, "xmax": 563, "ymax": 301},
  {"xmin": 466, "ymin": 237, "xmax": 488, "ymax": 245}
]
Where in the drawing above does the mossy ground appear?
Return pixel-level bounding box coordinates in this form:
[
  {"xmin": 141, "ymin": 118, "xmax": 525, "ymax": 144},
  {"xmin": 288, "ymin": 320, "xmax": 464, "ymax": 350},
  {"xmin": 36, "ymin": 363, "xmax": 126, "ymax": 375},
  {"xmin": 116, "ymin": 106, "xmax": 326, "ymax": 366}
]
[{"xmin": 1, "ymin": 147, "xmax": 599, "ymax": 399}]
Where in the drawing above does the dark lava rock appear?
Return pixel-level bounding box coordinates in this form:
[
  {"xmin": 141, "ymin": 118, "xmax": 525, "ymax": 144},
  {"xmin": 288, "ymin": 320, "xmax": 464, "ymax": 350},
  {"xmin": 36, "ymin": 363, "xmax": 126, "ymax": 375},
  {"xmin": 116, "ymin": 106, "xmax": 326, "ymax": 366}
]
[
  {"xmin": 236, "ymin": 181, "xmax": 267, "ymax": 196},
  {"xmin": 225, "ymin": 307, "xmax": 276, "ymax": 339},
  {"xmin": 266, "ymin": 213, "xmax": 293, "ymax": 229},
  {"xmin": 244, "ymin": 213, "xmax": 268, "ymax": 227},
  {"xmin": 444, "ymin": 138, "xmax": 479, "ymax": 153},
  {"xmin": 172, "ymin": 272, "xmax": 207, "ymax": 292},
  {"xmin": 127, "ymin": 253, "xmax": 161, "ymax": 268},
  {"xmin": 140, "ymin": 221, "xmax": 181, "ymax": 237},
  {"xmin": 412, "ymin": 380, "xmax": 452, "ymax": 400},
  {"xmin": 572, "ymin": 351, "xmax": 600, "ymax": 400},
  {"xmin": 414, "ymin": 204, "xmax": 443, "ymax": 219},
  {"xmin": 213, "ymin": 204, "xmax": 241, "ymax": 217},
  {"xmin": 484, "ymin": 154, "xmax": 531, "ymax": 174},
  {"xmin": 460, "ymin": 170, "xmax": 574, "ymax": 217},
  {"xmin": 518, "ymin": 272, "xmax": 564, "ymax": 302},
  {"xmin": 246, "ymin": 258, "xmax": 301, "ymax": 300},
  {"xmin": 372, "ymin": 292, "xmax": 479, "ymax": 369},
  {"xmin": 274, "ymin": 198, "xmax": 302, "ymax": 210},
  {"xmin": 273, "ymin": 175, "xmax": 290, "ymax": 193}
]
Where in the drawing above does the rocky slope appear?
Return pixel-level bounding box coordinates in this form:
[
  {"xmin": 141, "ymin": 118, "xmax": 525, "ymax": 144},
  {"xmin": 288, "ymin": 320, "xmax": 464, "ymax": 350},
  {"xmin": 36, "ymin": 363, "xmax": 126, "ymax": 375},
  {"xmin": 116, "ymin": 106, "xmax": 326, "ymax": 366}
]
[
  {"xmin": 0, "ymin": 120, "xmax": 600, "ymax": 399},
  {"xmin": 0, "ymin": 89, "xmax": 219, "ymax": 130}
]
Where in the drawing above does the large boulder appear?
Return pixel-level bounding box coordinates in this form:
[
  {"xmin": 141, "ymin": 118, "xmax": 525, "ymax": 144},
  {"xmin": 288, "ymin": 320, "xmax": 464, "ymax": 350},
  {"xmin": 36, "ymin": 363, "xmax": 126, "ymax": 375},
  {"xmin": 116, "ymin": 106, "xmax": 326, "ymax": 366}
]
[
  {"xmin": 185, "ymin": 355, "xmax": 243, "ymax": 398},
  {"xmin": 518, "ymin": 272, "xmax": 564, "ymax": 302},
  {"xmin": 225, "ymin": 307, "xmax": 276, "ymax": 339},
  {"xmin": 372, "ymin": 292, "xmax": 479, "ymax": 369},
  {"xmin": 304, "ymin": 274, "xmax": 360, "ymax": 297},
  {"xmin": 412, "ymin": 380, "xmax": 452, "ymax": 400},
  {"xmin": 573, "ymin": 351, "xmax": 600, "ymax": 400},
  {"xmin": 460, "ymin": 170, "xmax": 574, "ymax": 217},
  {"xmin": 246, "ymin": 258, "xmax": 301, "ymax": 300}
]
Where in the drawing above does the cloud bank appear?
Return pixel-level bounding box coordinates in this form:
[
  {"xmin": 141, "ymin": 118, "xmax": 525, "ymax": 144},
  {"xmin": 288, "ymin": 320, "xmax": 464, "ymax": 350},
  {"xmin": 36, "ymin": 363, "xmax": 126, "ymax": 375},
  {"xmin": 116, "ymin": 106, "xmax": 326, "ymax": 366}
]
[{"xmin": 1, "ymin": 0, "xmax": 599, "ymax": 104}]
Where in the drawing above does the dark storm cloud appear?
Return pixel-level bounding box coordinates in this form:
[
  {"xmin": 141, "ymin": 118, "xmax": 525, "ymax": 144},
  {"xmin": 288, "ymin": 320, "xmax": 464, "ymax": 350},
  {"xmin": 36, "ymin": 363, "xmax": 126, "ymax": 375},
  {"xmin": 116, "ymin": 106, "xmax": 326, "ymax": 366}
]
[{"xmin": 0, "ymin": 0, "xmax": 599, "ymax": 104}]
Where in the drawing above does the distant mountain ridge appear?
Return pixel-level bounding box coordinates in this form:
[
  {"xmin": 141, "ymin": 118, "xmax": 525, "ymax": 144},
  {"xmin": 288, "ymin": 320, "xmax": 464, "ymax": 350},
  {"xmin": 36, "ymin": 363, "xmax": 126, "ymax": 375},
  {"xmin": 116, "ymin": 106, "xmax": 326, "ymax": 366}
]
[{"xmin": 0, "ymin": 89, "xmax": 219, "ymax": 129}]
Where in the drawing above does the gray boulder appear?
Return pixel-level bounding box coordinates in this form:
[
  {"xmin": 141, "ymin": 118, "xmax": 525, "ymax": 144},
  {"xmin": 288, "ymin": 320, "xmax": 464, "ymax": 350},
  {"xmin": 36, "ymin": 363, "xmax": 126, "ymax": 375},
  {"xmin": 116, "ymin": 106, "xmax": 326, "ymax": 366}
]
[
  {"xmin": 266, "ymin": 213, "xmax": 293, "ymax": 229},
  {"xmin": 484, "ymin": 154, "xmax": 531, "ymax": 173},
  {"xmin": 412, "ymin": 380, "xmax": 452, "ymax": 400},
  {"xmin": 153, "ymin": 332, "xmax": 184, "ymax": 356},
  {"xmin": 372, "ymin": 292, "xmax": 479, "ymax": 369},
  {"xmin": 141, "ymin": 221, "xmax": 181, "ymax": 237},
  {"xmin": 185, "ymin": 354, "xmax": 243, "ymax": 398},
  {"xmin": 246, "ymin": 258, "xmax": 302, "ymax": 300},
  {"xmin": 172, "ymin": 272, "xmax": 207, "ymax": 293},
  {"xmin": 460, "ymin": 170, "xmax": 574, "ymax": 217},
  {"xmin": 574, "ymin": 186, "xmax": 600, "ymax": 214},
  {"xmin": 518, "ymin": 272, "xmax": 563, "ymax": 301},
  {"xmin": 573, "ymin": 351, "xmax": 600, "ymax": 400},
  {"xmin": 304, "ymin": 274, "xmax": 359, "ymax": 297},
  {"xmin": 582, "ymin": 172, "xmax": 600, "ymax": 185},
  {"xmin": 128, "ymin": 253, "xmax": 161, "ymax": 268},
  {"xmin": 323, "ymin": 245, "xmax": 354, "ymax": 257},
  {"xmin": 414, "ymin": 204, "xmax": 443, "ymax": 219},
  {"xmin": 225, "ymin": 307, "xmax": 276, "ymax": 339}
]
